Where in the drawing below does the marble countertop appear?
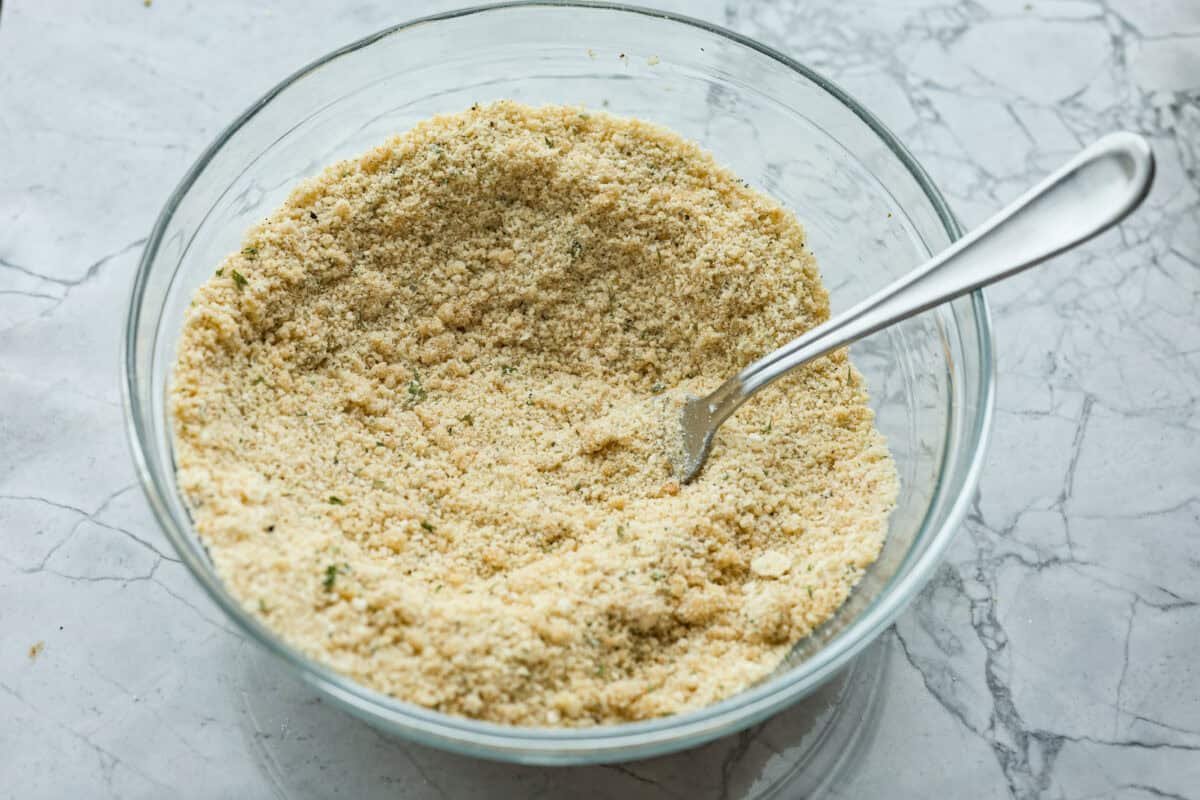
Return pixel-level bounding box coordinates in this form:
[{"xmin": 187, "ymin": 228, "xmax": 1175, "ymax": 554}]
[{"xmin": 2, "ymin": 1, "xmax": 1197, "ymax": 797}]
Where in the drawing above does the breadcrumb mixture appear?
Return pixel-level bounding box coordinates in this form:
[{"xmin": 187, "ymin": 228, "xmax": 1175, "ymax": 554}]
[{"xmin": 171, "ymin": 102, "xmax": 897, "ymax": 726}]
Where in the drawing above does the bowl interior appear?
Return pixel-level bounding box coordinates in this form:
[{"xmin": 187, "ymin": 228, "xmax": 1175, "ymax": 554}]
[{"xmin": 125, "ymin": 2, "xmax": 991, "ymax": 764}]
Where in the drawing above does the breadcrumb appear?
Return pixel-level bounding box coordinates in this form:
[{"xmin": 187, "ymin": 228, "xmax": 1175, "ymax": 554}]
[{"xmin": 171, "ymin": 101, "xmax": 897, "ymax": 726}]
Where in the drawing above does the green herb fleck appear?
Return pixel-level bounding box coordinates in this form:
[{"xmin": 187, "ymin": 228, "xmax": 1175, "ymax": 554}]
[
  {"xmin": 651, "ymin": 571, "xmax": 665, "ymax": 581},
  {"xmin": 328, "ymin": 496, "xmax": 344, "ymax": 506},
  {"xmin": 241, "ymin": 246, "xmax": 258, "ymax": 258},
  {"xmin": 215, "ymin": 268, "xmax": 224, "ymax": 277},
  {"xmin": 806, "ymin": 586, "xmax": 814, "ymax": 598},
  {"xmin": 568, "ymin": 240, "xmax": 583, "ymax": 259},
  {"xmin": 407, "ymin": 373, "xmax": 427, "ymax": 402},
  {"xmin": 544, "ymin": 136, "xmax": 554, "ymax": 148},
  {"xmin": 847, "ymin": 364, "xmax": 853, "ymax": 383},
  {"xmin": 251, "ymin": 376, "xmax": 265, "ymax": 386},
  {"xmin": 323, "ymin": 564, "xmax": 339, "ymax": 591},
  {"xmin": 763, "ymin": 419, "xmax": 772, "ymax": 434},
  {"xmin": 651, "ymin": 382, "xmax": 665, "ymax": 394},
  {"xmin": 230, "ymin": 269, "xmax": 248, "ymax": 289},
  {"xmin": 501, "ymin": 365, "xmax": 517, "ymax": 376},
  {"xmin": 574, "ymin": 482, "xmax": 583, "ymax": 492},
  {"xmin": 258, "ymin": 598, "xmax": 269, "ymax": 613},
  {"xmin": 616, "ymin": 525, "xmax": 625, "ymax": 540},
  {"xmin": 372, "ymin": 479, "xmax": 386, "ymax": 490},
  {"xmin": 420, "ymin": 520, "xmax": 435, "ymax": 532},
  {"xmin": 595, "ymin": 663, "xmax": 607, "ymax": 677},
  {"xmin": 460, "ymin": 413, "xmax": 475, "ymax": 426}
]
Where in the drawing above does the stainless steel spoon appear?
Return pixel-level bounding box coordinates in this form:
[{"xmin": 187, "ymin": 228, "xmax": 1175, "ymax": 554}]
[{"xmin": 677, "ymin": 132, "xmax": 1155, "ymax": 483}]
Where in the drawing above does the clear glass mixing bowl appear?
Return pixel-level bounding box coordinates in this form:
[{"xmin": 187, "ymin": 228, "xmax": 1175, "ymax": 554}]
[{"xmin": 123, "ymin": 1, "xmax": 994, "ymax": 765}]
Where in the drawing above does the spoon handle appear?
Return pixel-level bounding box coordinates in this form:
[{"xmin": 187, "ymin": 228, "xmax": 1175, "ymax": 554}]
[{"xmin": 722, "ymin": 132, "xmax": 1154, "ymax": 415}]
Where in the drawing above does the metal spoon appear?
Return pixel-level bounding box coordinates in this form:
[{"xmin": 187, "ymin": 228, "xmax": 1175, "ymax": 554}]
[{"xmin": 676, "ymin": 131, "xmax": 1155, "ymax": 483}]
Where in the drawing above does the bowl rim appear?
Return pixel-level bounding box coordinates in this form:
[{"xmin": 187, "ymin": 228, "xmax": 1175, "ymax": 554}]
[{"xmin": 122, "ymin": 0, "xmax": 995, "ymax": 764}]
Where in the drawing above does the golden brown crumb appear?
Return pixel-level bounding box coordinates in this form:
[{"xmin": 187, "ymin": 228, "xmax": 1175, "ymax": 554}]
[
  {"xmin": 28, "ymin": 641, "xmax": 44, "ymax": 660},
  {"xmin": 171, "ymin": 101, "xmax": 897, "ymax": 726}
]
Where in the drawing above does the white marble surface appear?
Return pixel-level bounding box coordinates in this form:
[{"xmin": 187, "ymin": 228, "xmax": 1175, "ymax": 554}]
[{"xmin": 2, "ymin": 1, "xmax": 1198, "ymax": 797}]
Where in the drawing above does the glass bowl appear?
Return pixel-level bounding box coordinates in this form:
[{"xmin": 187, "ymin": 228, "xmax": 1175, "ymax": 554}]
[{"xmin": 123, "ymin": 1, "xmax": 993, "ymax": 766}]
